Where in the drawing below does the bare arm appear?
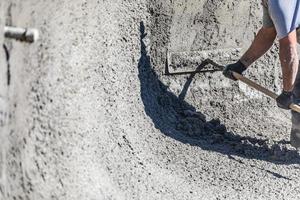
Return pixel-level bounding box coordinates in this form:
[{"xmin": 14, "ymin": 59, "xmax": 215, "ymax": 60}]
[
  {"xmin": 279, "ymin": 30, "xmax": 299, "ymax": 92},
  {"xmin": 240, "ymin": 27, "xmax": 277, "ymax": 67}
]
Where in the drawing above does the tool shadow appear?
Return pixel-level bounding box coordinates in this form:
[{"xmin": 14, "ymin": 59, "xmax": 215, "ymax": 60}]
[{"xmin": 138, "ymin": 21, "xmax": 300, "ymax": 165}]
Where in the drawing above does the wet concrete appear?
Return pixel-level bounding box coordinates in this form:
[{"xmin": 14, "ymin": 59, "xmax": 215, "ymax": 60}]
[{"xmin": 1, "ymin": 0, "xmax": 300, "ymax": 199}]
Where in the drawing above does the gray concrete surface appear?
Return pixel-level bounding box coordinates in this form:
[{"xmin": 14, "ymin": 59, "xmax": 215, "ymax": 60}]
[{"xmin": 1, "ymin": 0, "xmax": 300, "ymax": 199}]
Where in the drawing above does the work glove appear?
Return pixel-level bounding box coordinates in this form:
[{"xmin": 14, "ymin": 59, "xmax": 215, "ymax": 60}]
[
  {"xmin": 223, "ymin": 60, "xmax": 247, "ymax": 81},
  {"xmin": 276, "ymin": 90, "xmax": 293, "ymax": 110}
]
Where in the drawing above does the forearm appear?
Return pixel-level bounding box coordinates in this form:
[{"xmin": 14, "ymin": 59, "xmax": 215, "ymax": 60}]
[
  {"xmin": 281, "ymin": 51, "xmax": 298, "ymax": 92},
  {"xmin": 279, "ymin": 31, "xmax": 299, "ymax": 92},
  {"xmin": 240, "ymin": 27, "xmax": 276, "ymax": 67}
]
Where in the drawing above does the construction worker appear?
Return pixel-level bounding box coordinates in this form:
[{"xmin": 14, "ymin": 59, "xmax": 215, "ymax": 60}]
[{"xmin": 223, "ymin": 0, "xmax": 300, "ymax": 148}]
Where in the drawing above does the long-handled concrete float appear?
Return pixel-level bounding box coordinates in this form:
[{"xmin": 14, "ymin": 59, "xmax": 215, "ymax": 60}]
[
  {"xmin": 232, "ymin": 72, "xmax": 300, "ymax": 112},
  {"xmin": 166, "ymin": 48, "xmax": 300, "ymax": 113}
]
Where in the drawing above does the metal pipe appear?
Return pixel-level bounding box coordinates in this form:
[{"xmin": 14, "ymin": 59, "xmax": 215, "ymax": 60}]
[{"xmin": 4, "ymin": 26, "xmax": 39, "ymax": 43}]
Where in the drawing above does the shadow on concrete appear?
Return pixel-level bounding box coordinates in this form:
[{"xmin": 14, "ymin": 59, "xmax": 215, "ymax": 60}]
[{"xmin": 137, "ymin": 21, "xmax": 300, "ymax": 169}]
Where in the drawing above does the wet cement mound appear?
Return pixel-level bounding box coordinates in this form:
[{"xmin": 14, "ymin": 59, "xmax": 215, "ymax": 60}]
[
  {"xmin": 3, "ymin": 1, "xmax": 300, "ymax": 199},
  {"xmin": 138, "ymin": 21, "xmax": 300, "ymax": 164}
]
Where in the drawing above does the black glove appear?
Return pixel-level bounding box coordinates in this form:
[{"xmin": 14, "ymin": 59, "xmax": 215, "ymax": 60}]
[
  {"xmin": 276, "ymin": 90, "xmax": 293, "ymax": 110},
  {"xmin": 223, "ymin": 60, "xmax": 247, "ymax": 81}
]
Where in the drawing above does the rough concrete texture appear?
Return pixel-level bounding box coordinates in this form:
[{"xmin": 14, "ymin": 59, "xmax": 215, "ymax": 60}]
[{"xmin": 1, "ymin": 0, "xmax": 300, "ymax": 199}]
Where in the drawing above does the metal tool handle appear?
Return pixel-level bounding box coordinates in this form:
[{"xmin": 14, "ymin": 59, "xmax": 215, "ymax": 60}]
[{"xmin": 232, "ymin": 72, "xmax": 300, "ymax": 113}]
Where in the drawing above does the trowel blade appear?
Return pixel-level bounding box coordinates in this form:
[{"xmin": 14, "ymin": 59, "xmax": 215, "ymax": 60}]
[{"xmin": 166, "ymin": 48, "xmax": 241, "ymax": 75}]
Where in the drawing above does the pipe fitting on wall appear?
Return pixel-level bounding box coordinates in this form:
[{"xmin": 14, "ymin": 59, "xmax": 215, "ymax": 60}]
[{"xmin": 4, "ymin": 26, "xmax": 39, "ymax": 43}]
